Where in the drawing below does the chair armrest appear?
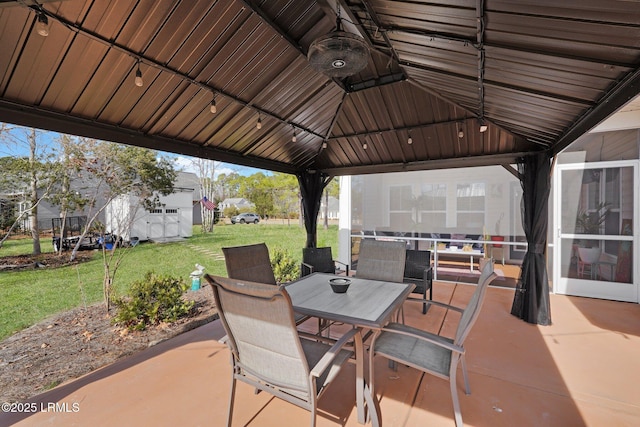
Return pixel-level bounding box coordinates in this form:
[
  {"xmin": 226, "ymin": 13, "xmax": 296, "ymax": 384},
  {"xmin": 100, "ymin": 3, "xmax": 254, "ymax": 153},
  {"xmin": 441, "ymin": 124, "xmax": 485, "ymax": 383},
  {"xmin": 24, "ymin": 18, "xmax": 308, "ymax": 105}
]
[
  {"xmin": 300, "ymin": 262, "xmax": 314, "ymax": 277},
  {"xmin": 423, "ymin": 265, "xmax": 433, "ymax": 281},
  {"xmin": 381, "ymin": 323, "xmax": 465, "ymax": 354},
  {"xmin": 403, "ymin": 267, "xmax": 432, "ymax": 288},
  {"xmin": 427, "ymin": 300, "xmax": 463, "ymax": 312},
  {"xmin": 333, "ymin": 259, "xmax": 349, "ymax": 276},
  {"xmin": 310, "ymin": 328, "xmax": 358, "ymax": 378}
]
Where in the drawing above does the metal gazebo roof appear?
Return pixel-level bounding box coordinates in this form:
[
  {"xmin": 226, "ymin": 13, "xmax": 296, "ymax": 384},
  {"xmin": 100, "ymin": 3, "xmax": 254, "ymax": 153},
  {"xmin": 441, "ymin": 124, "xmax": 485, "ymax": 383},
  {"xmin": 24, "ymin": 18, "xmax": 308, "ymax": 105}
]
[{"xmin": 1, "ymin": 0, "xmax": 639, "ymax": 175}]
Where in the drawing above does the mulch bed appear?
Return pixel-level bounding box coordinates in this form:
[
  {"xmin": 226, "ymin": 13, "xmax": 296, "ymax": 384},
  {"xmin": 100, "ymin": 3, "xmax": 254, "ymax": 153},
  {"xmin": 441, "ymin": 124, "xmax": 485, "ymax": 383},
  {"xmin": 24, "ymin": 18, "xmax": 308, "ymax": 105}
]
[
  {"xmin": 0, "ymin": 282, "xmax": 217, "ymax": 403},
  {"xmin": 0, "ymin": 252, "xmax": 94, "ymax": 271}
]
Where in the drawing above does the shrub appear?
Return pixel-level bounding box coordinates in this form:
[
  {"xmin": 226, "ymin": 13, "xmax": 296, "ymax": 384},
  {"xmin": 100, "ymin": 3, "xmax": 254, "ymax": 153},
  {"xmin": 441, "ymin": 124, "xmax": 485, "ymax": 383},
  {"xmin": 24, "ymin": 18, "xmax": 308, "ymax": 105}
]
[
  {"xmin": 270, "ymin": 248, "xmax": 298, "ymax": 284},
  {"xmin": 113, "ymin": 271, "xmax": 194, "ymax": 331},
  {"xmin": 223, "ymin": 206, "xmax": 239, "ymax": 218}
]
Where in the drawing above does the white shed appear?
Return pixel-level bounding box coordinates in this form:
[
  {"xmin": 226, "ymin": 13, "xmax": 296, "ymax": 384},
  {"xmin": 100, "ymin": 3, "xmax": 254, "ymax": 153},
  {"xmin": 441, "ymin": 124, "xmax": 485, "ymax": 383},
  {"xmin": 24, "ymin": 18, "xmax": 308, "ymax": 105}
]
[{"xmin": 105, "ymin": 190, "xmax": 193, "ymax": 242}]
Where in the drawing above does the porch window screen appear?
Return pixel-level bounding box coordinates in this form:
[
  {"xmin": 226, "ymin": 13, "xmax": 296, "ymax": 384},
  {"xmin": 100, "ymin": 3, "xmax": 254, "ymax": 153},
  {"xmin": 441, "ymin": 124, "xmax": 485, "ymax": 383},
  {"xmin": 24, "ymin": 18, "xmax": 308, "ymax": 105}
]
[
  {"xmin": 457, "ymin": 183, "xmax": 485, "ymax": 229},
  {"xmin": 419, "ymin": 183, "xmax": 446, "ymax": 229}
]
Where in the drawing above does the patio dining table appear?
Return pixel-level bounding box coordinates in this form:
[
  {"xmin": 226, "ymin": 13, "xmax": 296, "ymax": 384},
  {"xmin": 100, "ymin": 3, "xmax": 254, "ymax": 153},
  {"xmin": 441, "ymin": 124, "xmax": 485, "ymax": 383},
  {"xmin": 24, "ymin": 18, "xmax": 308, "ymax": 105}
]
[{"xmin": 286, "ymin": 273, "xmax": 414, "ymax": 426}]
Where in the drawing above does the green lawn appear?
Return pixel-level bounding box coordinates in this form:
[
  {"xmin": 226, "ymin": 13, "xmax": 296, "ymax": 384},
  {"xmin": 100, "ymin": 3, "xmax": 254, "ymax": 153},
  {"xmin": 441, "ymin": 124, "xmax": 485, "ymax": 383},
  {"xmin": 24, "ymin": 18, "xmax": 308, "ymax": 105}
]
[
  {"xmin": 0, "ymin": 223, "xmax": 338, "ymax": 340},
  {"xmin": 1, "ymin": 238, "xmax": 56, "ymax": 256}
]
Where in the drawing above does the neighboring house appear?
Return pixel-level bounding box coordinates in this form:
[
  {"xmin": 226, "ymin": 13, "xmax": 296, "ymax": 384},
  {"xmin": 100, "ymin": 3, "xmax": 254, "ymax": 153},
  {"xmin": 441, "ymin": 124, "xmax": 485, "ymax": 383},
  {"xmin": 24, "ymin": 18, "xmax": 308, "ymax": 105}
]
[
  {"xmin": 9, "ymin": 169, "xmax": 107, "ymax": 232},
  {"xmin": 10, "ymin": 170, "xmax": 199, "ymax": 237},
  {"xmin": 219, "ymin": 198, "xmax": 254, "ymax": 212},
  {"xmin": 319, "ymin": 196, "xmax": 339, "ymax": 220}
]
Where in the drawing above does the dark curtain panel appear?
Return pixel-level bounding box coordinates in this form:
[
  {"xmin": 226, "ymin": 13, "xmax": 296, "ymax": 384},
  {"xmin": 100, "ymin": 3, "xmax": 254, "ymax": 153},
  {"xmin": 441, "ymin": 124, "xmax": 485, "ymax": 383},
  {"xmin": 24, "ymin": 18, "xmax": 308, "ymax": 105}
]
[
  {"xmin": 511, "ymin": 152, "xmax": 552, "ymax": 325},
  {"xmin": 297, "ymin": 170, "xmax": 332, "ymax": 248}
]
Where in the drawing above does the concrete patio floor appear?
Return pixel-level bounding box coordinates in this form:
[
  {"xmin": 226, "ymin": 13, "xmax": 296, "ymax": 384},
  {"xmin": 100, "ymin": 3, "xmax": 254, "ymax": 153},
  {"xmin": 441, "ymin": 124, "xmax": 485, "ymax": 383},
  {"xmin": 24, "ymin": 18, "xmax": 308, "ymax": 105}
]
[{"xmin": 2, "ymin": 281, "xmax": 639, "ymax": 427}]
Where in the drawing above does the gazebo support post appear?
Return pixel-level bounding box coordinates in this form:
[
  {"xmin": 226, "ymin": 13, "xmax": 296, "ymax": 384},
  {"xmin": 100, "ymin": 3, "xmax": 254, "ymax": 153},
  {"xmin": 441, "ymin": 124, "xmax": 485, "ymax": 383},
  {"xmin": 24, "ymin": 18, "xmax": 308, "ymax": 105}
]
[
  {"xmin": 297, "ymin": 170, "xmax": 333, "ymax": 249},
  {"xmin": 511, "ymin": 152, "xmax": 552, "ymax": 325}
]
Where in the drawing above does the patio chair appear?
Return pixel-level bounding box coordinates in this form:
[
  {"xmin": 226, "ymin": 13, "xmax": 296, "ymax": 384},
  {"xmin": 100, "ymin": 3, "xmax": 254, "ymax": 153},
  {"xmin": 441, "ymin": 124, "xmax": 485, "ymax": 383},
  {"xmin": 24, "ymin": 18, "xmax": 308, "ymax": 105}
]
[
  {"xmin": 205, "ymin": 274, "xmax": 357, "ymax": 427},
  {"xmin": 300, "ymin": 247, "xmax": 349, "ymax": 277},
  {"xmin": 354, "ymin": 238, "xmax": 406, "ymax": 283},
  {"xmin": 403, "ymin": 249, "xmax": 433, "ymax": 314},
  {"xmin": 222, "ymin": 243, "xmax": 277, "ymax": 285},
  {"xmin": 222, "ymin": 243, "xmax": 308, "ymax": 325},
  {"xmin": 577, "ymin": 246, "xmax": 602, "ymax": 279},
  {"xmin": 369, "ymin": 260, "xmax": 498, "ymax": 427}
]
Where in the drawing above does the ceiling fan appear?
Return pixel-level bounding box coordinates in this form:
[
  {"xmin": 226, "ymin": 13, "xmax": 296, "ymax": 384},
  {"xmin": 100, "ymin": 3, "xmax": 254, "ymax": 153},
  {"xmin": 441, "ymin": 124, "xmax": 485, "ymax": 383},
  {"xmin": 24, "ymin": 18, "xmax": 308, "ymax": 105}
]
[{"xmin": 307, "ymin": 7, "xmax": 369, "ymax": 78}]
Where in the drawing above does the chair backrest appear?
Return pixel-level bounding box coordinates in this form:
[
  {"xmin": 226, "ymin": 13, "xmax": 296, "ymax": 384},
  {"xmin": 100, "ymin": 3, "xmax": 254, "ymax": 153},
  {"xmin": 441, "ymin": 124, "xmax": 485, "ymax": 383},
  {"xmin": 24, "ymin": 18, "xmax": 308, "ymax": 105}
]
[
  {"xmin": 222, "ymin": 243, "xmax": 277, "ymax": 285},
  {"xmin": 454, "ymin": 260, "xmax": 498, "ymax": 346},
  {"xmin": 302, "ymin": 247, "xmax": 335, "ymax": 274},
  {"xmin": 355, "ymin": 238, "xmax": 406, "ymax": 282},
  {"xmin": 404, "ymin": 249, "xmax": 431, "ymax": 280},
  {"xmin": 206, "ymin": 274, "xmax": 312, "ymax": 394}
]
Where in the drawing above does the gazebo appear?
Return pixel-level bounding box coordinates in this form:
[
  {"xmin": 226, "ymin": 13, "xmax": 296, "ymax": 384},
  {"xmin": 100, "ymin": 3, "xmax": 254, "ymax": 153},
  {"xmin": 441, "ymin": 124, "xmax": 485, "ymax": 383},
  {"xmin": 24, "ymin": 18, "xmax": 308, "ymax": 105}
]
[{"xmin": 1, "ymin": 1, "xmax": 639, "ymax": 325}]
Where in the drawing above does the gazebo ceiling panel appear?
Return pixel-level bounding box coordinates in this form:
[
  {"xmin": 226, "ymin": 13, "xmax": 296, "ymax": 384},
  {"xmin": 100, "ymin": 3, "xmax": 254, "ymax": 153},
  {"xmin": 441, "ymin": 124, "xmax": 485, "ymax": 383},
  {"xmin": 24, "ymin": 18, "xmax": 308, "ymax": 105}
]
[{"xmin": 0, "ymin": 0, "xmax": 639, "ymax": 176}]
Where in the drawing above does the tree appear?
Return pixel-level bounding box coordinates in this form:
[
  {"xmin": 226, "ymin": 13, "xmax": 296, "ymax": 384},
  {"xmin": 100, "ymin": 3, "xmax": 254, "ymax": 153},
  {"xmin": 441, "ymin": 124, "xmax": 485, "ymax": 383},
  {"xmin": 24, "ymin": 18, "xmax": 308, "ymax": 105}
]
[
  {"xmin": 216, "ymin": 172, "xmax": 242, "ymax": 201},
  {"xmin": 47, "ymin": 134, "xmax": 89, "ymax": 255},
  {"xmin": 0, "ymin": 156, "xmax": 55, "ymax": 249},
  {"xmin": 271, "ymin": 173, "xmax": 299, "ymax": 222},
  {"xmin": 0, "ymin": 126, "xmax": 58, "ymax": 253},
  {"xmin": 60, "ymin": 140, "xmax": 176, "ymax": 311},
  {"xmin": 192, "ymin": 158, "xmax": 216, "ymax": 233},
  {"xmin": 323, "ymin": 177, "xmax": 339, "ymax": 229},
  {"xmin": 27, "ymin": 129, "xmax": 41, "ymax": 254},
  {"xmin": 239, "ymin": 172, "xmax": 274, "ymax": 217},
  {"xmin": 72, "ymin": 141, "xmax": 176, "ymax": 247},
  {"xmin": 0, "ymin": 198, "xmax": 16, "ymax": 231}
]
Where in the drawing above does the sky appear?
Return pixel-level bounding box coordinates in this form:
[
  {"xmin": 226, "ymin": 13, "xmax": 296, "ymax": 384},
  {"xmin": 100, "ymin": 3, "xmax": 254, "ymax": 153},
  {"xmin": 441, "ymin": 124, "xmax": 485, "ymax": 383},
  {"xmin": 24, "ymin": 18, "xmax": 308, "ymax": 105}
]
[
  {"xmin": 0, "ymin": 123, "xmax": 270, "ymax": 179},
  {"xmin": 169, "ymin": 154, "xmax": 270, "ymax": 178}
]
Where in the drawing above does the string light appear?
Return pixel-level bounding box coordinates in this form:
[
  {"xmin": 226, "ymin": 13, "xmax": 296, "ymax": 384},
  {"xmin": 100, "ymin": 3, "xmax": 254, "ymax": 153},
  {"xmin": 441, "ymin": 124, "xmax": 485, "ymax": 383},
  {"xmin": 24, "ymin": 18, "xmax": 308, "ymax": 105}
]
[
  {"xmin": 363, "ymin": 142, "xmax": 368, "ymax": 150},
  {"xmin": 256, "ymin": 116, "xmax": 262, "ymax": 130},
  {"xmin": 36, "ymin": 12, "xmax": 49, "ymax": 37},
  {"xmin": 407, "ymin": 130, "xmax": 413, "ymax": 145},
  {"xmin": 479, "ymin": 119, "xmax": 488, "ymax": 132},
  {"xmin": 458, "ymin": 123, "xmax": 464, "ymax": 138},
  {"xmin": 322, "ymin": 141, "xmax": 327, "ymax": 149},
  {"xmin": 210, "ymin": 96, "xmax": 217, "ymax": 114},
  {"xmin": 134, "ymin": 61, "xmax": 143, "ymax": 87},
  {"xmin": 291, "ymin": 126, "xmax": 297, "ymax": 142}
]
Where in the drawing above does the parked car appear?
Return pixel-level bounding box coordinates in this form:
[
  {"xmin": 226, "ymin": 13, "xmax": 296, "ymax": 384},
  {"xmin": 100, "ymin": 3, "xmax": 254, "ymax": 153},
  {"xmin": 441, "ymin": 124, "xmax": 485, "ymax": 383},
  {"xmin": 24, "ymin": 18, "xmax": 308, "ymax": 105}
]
[{"xmin": 231, "ymin": 213, "xmax": 260, "ymax": 224}]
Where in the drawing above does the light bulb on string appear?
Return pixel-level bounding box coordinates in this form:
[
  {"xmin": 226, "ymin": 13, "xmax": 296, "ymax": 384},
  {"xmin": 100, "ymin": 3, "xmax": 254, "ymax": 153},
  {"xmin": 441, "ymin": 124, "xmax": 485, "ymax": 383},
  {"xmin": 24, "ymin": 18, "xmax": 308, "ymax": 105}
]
[
  {"xmin": 36, "ymin": 12, "xmax": 49, "ymax": 37},
  {"xmin": 256, "ymin": 116, "xmax": 262, "ymax": 130},
  {"xmin": 134, "ymin": 61, "xmax": 143, "ymax": 87},
  {"xmin": 210, "ymin": 97, "xmax": 217, "ymax": 114}
]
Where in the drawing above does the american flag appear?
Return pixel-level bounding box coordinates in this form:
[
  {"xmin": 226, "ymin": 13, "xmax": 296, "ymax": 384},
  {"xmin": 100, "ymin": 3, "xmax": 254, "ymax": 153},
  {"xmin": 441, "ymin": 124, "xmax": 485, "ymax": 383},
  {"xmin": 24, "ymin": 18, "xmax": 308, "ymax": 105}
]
[{"xmin": 201, "ymin": 196, "xmax": 216, "ymax": 210}]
